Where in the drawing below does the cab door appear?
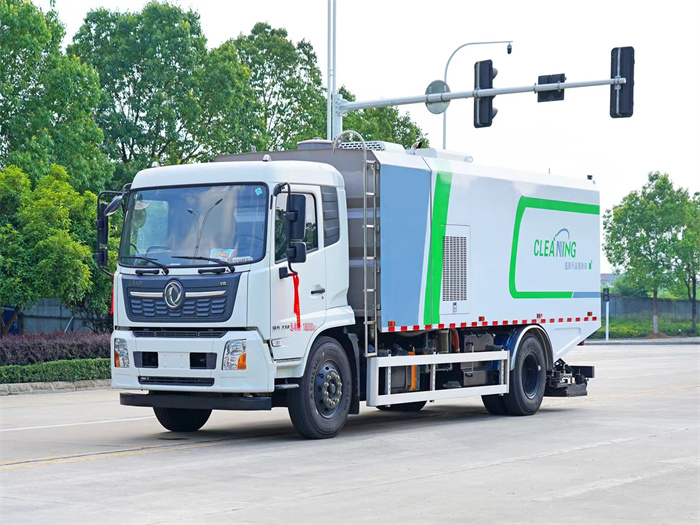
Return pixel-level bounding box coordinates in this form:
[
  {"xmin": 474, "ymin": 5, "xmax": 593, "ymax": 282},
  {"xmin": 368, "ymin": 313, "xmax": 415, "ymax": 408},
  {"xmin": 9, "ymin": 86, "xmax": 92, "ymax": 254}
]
[{"xmin": 269, "ymin": 186, "xmax": 326, "ymax": 360}]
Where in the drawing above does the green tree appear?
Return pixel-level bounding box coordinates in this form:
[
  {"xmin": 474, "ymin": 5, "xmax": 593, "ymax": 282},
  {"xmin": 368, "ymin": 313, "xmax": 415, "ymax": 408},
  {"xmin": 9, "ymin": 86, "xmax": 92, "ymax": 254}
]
[
  {"xmin": 603, "ymin": 172, "xmax": 689, "ymax": 334},
  {"xmin": 339, "ymin": 87, "xmax": 428, "ymax": 149},
  {"xmin": 609, "ymin": 273, "xmax": 649, "ymax": 298},
  {"xmin": 0, "ymin": 0, "xmax": 112, "ymax": 192},
  {"xmin": 68, "ymin": 2, "xmax": 258, "ymax": 188},
  {"xmin": 672, "ymin": 193, "xmax": 700, "ymax": 333},
  {"xmin": 234, "ymin": 22, "xmax": 326, "ymax": 151},
  {"xmin": 0, "ymin": 165, "xmax": 93, "ymax": 336}
]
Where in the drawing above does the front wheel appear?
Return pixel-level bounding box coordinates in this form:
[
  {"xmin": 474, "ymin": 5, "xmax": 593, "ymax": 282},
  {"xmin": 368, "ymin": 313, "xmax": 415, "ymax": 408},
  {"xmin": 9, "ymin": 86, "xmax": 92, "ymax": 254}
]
[
  {"xmin": 153, "ymin": 407, "xmax": 212, "ymax": 432},
  {"xmin": 503, "ymin": 333, "xmax": 547, "ymax": 416},
  {"xmin": 288, "ymin": 336, "xmax": 352, "ymax": 439}
]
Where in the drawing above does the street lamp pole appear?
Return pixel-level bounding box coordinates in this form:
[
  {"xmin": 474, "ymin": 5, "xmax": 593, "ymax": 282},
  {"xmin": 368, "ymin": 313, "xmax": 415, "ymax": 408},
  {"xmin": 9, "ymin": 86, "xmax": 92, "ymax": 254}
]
[{"xmin": 443, "ymin": 40, "xmax": 512, "ymax": 150}]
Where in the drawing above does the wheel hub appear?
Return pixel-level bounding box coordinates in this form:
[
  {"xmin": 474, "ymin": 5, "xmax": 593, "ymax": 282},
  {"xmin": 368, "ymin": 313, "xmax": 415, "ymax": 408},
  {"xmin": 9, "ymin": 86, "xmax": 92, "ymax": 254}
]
[
  {"xmin": 315, "ymin": 361, "xmax": 343, "ymax": 418},
  {"xmin": 522, "ymin": 354, "xmax": 542, "ymax": 399}
]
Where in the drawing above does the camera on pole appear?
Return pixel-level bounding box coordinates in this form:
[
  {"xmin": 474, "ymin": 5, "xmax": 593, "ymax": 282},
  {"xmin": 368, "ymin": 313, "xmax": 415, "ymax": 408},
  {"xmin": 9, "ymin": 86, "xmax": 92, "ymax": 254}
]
[{"xmin": 474, "ymin": 60, "xmax": 498, "ymax": 128}]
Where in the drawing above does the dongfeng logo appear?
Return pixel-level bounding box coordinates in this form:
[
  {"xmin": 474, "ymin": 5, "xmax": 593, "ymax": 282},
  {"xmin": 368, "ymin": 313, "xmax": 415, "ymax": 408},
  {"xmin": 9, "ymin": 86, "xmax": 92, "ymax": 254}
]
[
  {"xmin": 533, "ymin": 228, "xmax": 577, "ymax": 258},
  {"xmin": 164, "ymin": 281, "xmax": 184, "ymax": 309}
]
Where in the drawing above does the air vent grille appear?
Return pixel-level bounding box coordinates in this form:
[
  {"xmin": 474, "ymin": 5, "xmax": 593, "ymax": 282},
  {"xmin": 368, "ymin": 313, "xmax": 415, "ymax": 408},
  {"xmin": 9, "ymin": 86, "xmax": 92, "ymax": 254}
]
[
  {"xmin": 336, "ymin": 141, "xmax": 404, "ymax": 152},
  {"xmin": 138, "ymin": 376, "xmax": 214, "ymax": 387},
  {"xmin": 442, "ymin": 235, "xmax": 468, "ymax": 302}
]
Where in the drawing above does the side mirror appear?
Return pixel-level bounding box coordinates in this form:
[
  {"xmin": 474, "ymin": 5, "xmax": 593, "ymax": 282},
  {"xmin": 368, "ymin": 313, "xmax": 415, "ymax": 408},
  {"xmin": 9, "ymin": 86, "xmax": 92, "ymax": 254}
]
[
  {"xmin": 96, "ymin": 202, "xmax": 108, "ymax": 247},
  {"xmin": 95, "ymin": 190, "xmax": 122, "ymax": 271},
  {"xmin": 286, "ymin": 242, "xmax": 307, "ymax": 264},
  {"xmin": 286, "ymin": 193, "xmax": 306, "ymax": 242},
  {"xmin": 104, "ymin": 194, "xmax": 123, "ymax": 216},
  {"xmin": 94, "ymin": 247, "xmax": 108, "ymax": 266}
]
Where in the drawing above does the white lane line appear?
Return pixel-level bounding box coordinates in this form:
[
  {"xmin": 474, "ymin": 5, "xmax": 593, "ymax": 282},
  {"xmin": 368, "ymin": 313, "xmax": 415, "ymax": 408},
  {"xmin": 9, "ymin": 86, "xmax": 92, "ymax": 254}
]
[
  {"xmin": 0, "ymin": 416, "xmax": 155, "ymax": 432},
  {"xmin": 533, "ymin": 460, "xmax": 699, "ymax": 502}
]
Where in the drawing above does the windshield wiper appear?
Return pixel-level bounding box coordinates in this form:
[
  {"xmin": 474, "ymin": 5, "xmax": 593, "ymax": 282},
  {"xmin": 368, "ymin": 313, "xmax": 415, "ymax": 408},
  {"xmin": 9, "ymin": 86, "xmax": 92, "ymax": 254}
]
[
  {"xmin": 121, "ymin": 255, "xmax": 169, "ymax": 275},
  {"xmin": 171, "ymin": 255, "xmax": 235, "ymax": 272}
]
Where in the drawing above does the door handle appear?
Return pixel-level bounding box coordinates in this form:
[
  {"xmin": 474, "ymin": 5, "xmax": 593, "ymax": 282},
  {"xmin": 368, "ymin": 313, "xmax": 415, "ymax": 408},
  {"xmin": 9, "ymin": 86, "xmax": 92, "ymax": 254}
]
[{"xmin": 311, "ymin": 288, "xmax": 325, "ymax": 295}]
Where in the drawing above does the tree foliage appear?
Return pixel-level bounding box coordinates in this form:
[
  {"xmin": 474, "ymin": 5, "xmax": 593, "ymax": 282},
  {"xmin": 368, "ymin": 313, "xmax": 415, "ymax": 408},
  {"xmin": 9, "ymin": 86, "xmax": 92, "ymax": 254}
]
[
  {"xmin": 603, "ymin": 172, "xmax": 690, "ymax": 333},
  {"xmin": 235, "ymin": 22, "xmax": 326, "ymax": 151},
  {"xmin": 339, "ymin": 87, "xmax": 428, "ymax": 149},
  {"xmin": 609, "ymin": 274, "xmax": 649, "ymax": 298},
  {"xmin": 0, "ymin": 165, "xmax": 95, "ymax": 336},
  {"xmin": 69, "ymin": 1, "xmax": 259, "ymax": 188},
  {"xmin": 672, "ymin": 193, "xmax": 700, "ymax": 332},
  {"xmin": 0, "ymin": 0, "xmax": 112, "ymax": 192}
]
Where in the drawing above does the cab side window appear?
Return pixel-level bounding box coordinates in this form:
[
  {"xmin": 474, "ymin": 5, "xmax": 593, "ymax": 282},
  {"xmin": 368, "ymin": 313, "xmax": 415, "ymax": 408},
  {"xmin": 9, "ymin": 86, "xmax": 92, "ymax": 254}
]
[{"xmin": 275, "ymin": 193, "xmax": 318, "ymax": 262}]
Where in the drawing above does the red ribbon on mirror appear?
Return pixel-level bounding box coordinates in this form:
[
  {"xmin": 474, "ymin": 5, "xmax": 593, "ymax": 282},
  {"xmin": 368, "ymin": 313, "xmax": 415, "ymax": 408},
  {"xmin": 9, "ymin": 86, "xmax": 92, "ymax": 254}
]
[{"xmin": 292, "ymin": 272, "xmax": 301, "ymax": 329}]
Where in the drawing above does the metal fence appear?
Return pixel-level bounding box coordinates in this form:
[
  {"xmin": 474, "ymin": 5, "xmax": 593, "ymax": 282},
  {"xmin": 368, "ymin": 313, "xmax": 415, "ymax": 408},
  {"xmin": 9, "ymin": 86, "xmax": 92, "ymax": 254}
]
[
  {"xmin": 602, "ymin": 295, "xmax": 694, "ymax": 320},
  {"xmin": 4, "ymin": 299, "xmax": 90, "ymax": 335},
  {"xmin": 4, "ymin": 295, "xmax": 697, "ymax": 335}
]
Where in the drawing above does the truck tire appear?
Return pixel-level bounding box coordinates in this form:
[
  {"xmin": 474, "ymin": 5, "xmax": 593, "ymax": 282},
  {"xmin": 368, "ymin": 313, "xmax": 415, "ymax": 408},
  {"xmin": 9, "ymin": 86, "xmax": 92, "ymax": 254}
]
[
  {"xmin": 377, "ymin": 401, "xmax": 427, "ymax": 412},
  {"xmin": 288, "ymin": 336, "xmax": 352, "ymax": 439},
  {"xmin": 503, "ymin": 333, "xmax": 546, "ymax": 416},
  {"xmin": 481, "ymin": 394, "xmax": 508, "ymax": 415},
  {"xmin": 153, "ymin": 407, "xmax": 212, "ymax": 432}
]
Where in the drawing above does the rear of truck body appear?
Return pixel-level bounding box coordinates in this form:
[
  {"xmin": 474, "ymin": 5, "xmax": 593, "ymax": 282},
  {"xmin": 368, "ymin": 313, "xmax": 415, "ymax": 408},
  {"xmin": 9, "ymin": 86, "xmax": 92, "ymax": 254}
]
[{"xmin": 109, "ymin": 142, "xmax": 598, "ymax": 437}]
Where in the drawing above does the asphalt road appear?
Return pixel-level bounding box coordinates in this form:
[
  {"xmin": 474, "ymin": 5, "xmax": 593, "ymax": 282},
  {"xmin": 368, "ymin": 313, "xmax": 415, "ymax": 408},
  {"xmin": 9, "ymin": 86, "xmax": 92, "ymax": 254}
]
[{"xmin": 1, "ymin": 344, "xmax": 698, "ymax": 524}]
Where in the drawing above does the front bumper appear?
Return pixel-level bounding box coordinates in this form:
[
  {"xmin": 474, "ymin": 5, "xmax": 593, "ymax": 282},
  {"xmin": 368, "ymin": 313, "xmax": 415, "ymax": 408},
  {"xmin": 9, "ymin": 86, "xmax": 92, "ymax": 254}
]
[
  {"xmin": 111, "ymin": 329, "xmax": 276, "ymax": 393},
  {"xmin": 120, "ymin": 392, "xmax": 271, "ymax": 410}
]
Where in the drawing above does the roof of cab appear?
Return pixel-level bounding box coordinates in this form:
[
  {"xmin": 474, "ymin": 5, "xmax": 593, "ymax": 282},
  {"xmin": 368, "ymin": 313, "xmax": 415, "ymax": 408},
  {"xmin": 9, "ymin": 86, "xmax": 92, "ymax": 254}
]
[{"xmin": 130, "ymin": 160, "xmax": 345, "ymax": 190}]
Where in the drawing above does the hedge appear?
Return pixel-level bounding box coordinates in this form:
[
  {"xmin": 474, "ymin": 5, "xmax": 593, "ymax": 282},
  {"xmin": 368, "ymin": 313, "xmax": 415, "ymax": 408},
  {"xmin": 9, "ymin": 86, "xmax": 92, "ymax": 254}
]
[
  {"xmin": 0, "ymin": 358, "xmax": 110, "ymax": 384},
  {"xmin": 0, "ymin": 332, "xmax": 110, "ymax": 366},
  {"xmin": 588, "ymin": 317, "xmax": 695, "ymax": 339}
]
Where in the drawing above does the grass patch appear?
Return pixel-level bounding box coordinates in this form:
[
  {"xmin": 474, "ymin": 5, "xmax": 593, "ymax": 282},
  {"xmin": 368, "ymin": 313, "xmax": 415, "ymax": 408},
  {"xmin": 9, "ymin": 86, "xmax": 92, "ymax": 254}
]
[
  {"xmin": 589, "ymin": 317, "xmax": 696, "ymax": 339},
  {"xmin": 0, "ymin": 358, "xmax": 110, "ymax": 384}
]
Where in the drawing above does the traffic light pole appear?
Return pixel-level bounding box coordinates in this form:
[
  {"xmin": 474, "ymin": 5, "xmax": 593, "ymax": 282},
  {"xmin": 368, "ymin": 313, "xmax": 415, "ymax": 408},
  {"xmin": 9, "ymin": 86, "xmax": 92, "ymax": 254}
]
[{"xmin": 332, "ymin": 76, "xmax": 627, "ymax": 137}]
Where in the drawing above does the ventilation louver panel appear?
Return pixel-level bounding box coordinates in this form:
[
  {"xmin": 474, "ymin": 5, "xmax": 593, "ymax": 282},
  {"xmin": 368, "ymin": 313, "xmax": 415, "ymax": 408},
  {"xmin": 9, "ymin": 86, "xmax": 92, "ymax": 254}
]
[{"xmin": 442, "ymin": 235, "xmax": 468, "ymax": 302}]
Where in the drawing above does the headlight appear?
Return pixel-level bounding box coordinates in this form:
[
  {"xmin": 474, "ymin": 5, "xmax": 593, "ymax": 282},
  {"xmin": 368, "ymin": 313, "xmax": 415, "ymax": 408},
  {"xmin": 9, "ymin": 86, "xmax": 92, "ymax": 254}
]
[
  {"xmin": 114, "ymin": 338, "xmax": 130, "ymax": 368},
  {"xmin": 223, "ymin": 340, "xmax": 246, "ymax": 370}
]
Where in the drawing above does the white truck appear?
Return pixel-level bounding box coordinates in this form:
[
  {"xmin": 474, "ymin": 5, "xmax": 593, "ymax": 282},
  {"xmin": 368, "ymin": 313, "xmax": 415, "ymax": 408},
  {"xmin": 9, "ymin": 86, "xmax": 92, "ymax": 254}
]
[{"xmin": 96, "ymin": 139, "xmax": 599, "ymax": 439}]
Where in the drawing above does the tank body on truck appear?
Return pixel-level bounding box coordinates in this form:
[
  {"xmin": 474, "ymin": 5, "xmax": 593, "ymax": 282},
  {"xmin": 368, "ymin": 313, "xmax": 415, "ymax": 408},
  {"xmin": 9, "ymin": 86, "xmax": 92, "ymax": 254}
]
[{"xmin": 100, "ymin": 140, "xmax": 598, "ymax": 438}]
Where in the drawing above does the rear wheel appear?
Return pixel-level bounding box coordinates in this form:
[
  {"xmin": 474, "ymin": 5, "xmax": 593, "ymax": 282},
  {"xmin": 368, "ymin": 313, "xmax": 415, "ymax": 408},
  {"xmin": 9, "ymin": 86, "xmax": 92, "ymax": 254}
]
[
  {"xmin": 288, "ymin": 336, "xmax": 352, "ymax": 439},
  {"xmin": 153, "ymin": 407, "xmax": 212, "ymax": 432},
  {"xmin": 503, "ymin": 333, "xmax": 546, "ymax": 416},
  {"xmin": 377, "ymin": 401, "xmax": 427, "ymax": 412}
]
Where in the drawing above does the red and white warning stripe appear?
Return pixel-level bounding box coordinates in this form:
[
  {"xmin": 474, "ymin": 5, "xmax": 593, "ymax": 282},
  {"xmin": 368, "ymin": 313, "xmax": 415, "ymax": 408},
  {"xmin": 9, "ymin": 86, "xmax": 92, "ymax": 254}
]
[{"xmin": 385, "ymin": 316, "xmax": 598, "ymax": 333}]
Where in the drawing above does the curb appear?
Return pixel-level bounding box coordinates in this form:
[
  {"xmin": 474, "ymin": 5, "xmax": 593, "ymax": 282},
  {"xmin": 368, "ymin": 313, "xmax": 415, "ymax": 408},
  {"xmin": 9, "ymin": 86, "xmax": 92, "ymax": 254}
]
[
  {"xmin": 585, "ymin": 337, "xmax": 700, "ymax": 346},
  {"xmin": 0, "ymin": 379, "xmax": 111, "ymax": 396}
]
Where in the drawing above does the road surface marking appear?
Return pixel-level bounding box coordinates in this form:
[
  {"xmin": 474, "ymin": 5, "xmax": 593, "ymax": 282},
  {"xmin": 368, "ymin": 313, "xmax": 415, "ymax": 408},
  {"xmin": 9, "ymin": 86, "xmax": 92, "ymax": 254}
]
[{"xmin": 0, "ymin": 416, "xmax": 156, "ymax": 433}]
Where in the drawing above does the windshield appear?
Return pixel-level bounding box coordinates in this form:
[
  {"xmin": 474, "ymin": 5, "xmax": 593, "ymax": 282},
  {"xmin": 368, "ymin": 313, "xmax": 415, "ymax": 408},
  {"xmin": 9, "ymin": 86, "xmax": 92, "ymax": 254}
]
[{"xmin": 118, "ymin": 183, "xmax": 268, "ymax": 268}]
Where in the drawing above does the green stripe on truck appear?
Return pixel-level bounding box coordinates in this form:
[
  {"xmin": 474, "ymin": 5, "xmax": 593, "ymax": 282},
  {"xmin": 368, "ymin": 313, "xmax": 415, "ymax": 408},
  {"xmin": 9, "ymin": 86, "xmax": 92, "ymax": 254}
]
[{"xmin": 424, "ymin": 168, "xmax": 453, "ymax": 325}]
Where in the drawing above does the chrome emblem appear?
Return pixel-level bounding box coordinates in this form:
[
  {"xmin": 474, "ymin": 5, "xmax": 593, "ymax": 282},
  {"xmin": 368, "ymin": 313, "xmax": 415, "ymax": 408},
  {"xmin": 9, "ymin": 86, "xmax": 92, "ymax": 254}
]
[{"xmin": 164, "ymin": 281, "xmax": 184, "ymax": 309}]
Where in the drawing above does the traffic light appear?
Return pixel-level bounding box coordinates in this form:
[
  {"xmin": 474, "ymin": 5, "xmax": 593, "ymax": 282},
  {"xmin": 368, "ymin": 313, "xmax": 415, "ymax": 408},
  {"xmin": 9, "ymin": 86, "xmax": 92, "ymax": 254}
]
[
  {"xmin": 474, "ymin": 60, "xmax": 498, "ymax": 128},
  {"xmin": 610, "ymin": 47, "xmax": 634, "ymax": 118},
  {"xmin": 537, "ymin": 73, "xmax": 566, "ymax": 102}
]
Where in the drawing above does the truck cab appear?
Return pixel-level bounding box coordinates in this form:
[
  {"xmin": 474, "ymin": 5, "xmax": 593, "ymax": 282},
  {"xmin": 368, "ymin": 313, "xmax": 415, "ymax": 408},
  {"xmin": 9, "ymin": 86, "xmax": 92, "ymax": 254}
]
[{"xmin": 105, "ymin": 159, "xmax": 355, "ymax": 434}]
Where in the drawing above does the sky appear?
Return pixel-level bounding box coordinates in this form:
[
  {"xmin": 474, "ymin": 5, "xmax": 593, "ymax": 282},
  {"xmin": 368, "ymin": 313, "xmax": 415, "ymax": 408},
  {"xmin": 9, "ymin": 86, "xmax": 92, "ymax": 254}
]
[{"xmin": 37, "ymin": 0, "xmax": 700, "ymax": 271}]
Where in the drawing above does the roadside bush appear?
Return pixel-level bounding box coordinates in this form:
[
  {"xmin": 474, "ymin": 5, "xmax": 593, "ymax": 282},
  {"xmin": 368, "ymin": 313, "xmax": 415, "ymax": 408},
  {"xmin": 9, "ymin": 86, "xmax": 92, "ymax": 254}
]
[
  {"xmin": 589, "ymin": 317, "xmax": 694, "ymax": 339},
  {"xmin": 0, "ymin": 332, "xmax": 110, "ymax": 366},
  {"xmin": 0, "ymin": 358, "xmax": 110, "ymax": 384}
]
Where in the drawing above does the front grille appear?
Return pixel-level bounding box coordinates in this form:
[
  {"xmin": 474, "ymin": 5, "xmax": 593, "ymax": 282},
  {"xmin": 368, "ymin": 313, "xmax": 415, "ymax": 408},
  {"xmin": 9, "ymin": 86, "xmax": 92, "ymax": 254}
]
[
  {"xmin": 122, "ymin": 274, "xmax": 239, "ymax": 324},
  {"xmin": 138, "ymin": 376, "xmax": 215, "ymax": 387},
  {"xmin": 133, "ymin": 330, "xmax": 225, "ymax": 338},
  {"xmin": 130, "ymin": 296, "xmax": 227, "ymax": 319}
]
